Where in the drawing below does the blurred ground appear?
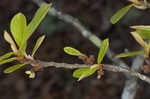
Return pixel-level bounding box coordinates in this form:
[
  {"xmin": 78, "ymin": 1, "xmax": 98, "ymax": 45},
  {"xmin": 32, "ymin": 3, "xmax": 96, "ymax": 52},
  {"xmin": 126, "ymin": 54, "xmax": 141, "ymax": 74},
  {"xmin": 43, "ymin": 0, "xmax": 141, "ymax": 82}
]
[{"xmin": 0, "ymin": 0, "xmax": 150, "ymax": 99}]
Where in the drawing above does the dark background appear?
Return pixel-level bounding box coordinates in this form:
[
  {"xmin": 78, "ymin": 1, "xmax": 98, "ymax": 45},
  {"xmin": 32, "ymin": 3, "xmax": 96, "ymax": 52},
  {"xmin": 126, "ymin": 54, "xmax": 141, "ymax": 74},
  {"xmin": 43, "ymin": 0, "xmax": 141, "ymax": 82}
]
[{"xmin": 0, "ymin": 0, "xmax": 150, "ymax": 99}]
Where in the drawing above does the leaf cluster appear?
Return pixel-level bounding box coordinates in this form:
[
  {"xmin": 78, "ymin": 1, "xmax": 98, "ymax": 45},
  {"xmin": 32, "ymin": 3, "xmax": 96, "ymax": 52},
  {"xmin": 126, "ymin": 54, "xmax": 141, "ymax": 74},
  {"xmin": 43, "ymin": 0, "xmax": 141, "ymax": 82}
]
[
  {"xmin": 110, "ymin": 0, "xmax": 148, "ymax": 24},
  {"xmin": 64, "ymin": 39, "xmax": 109, "ymax": 81},
  {"xmin": 110, "ymin": 0, "xmax": 150, "ymax": 59},
  {"xmin": 0, "ymin": 4, "xmax": 51, "ymax": 77}
]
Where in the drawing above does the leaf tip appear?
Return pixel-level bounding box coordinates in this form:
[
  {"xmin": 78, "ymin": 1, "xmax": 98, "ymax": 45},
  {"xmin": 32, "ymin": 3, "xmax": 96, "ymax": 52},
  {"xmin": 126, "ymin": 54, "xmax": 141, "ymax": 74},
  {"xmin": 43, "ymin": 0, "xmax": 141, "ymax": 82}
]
[{"xmin": 77, "ymin": 74, "xmax": 87, "ymax": 81}]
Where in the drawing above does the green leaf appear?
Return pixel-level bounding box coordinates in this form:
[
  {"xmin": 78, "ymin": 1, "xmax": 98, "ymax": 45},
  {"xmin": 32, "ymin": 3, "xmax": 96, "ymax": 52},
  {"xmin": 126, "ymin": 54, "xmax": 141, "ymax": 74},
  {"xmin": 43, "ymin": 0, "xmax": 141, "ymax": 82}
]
[
  {"xmin": 10, "ymin": 13, "xmax": 27, "ymax": 47},
  {"xmin": 24, "ymin": 4, "xmax": 51, "ymax": 42},
  {"xmin": 29, "ymin": 72, "xmax": 35, "ymax": 78},
  {"xmin": 64, "ymin": 47, "xmax": 82, "ymax": 56},
  {"xmin": 130, "ymin": 32, "xmax": 148, "ymax": 49},
  {"xmin": 130, "ymin": 25, "xmax": 150, "ymax": 31},
  {"xmin": 73, "ymin": 68, "xmax": 90, "ymax": 78},
  {"xmin": 0, "ymin": 52, "xmax": 13, "ymax": 62},
  {"xmin": 4, "ymin": 64, "xmax": 25, "ymax": 73},
  {"xmin": 25, "ymin": 70, "xmax": 35, "ymax": 79},
  {"xmin": 130, "ymin": 32, "xmax": 149, "ymax": 57},
  {"xmin": 110, "ymin": 4, "xmax": 133, "ymax": 24},
  {"xmin": 31, "ymin": 35, "xmax": 45, "ymax": 56},
  {"xmin": 135, "ymin": 30, "xmax": 150, "ymax": 39},
  {"xmin": 133, "ymin": 4, "xmax": 147, "ymax": 10},
  {"xmin": 116, "ymin": 50, "xmax": 144, "ymax": 58},
  {"xmin": 148, "ymin": 40, "xmax": 150, "ymax": 48},
  {"xmin": 4, "ymin": 31, "xmax": 18, "ymax": 53},
  {"xmin": 97, "ymin": 38, "xmax": 109, "ymax": 64},
  {"xmin": 73, "ymin": 67, "xmax": 97, "ymax": 81},
  {"xmin": 0, "ymin": 57, "xmax": 16, "ymax": 66}
]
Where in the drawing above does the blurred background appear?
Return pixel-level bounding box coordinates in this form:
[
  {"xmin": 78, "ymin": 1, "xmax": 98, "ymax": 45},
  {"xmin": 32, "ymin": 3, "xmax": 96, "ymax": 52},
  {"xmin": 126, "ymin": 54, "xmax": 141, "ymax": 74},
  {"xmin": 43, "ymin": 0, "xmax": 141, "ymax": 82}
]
[{"xmin": 0, "ymin": 0, "xmax": 150, "ymax": 99}]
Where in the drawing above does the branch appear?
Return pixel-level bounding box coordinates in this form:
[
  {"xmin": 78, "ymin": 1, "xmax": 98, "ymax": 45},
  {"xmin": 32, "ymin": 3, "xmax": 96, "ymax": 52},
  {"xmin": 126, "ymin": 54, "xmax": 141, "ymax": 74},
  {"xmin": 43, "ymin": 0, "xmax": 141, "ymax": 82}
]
[
  {"xmin": 33, "ymin": 0, "xmax": 127, "ymax": 67},
  {"xmin": 121, "ymin": 55, "xmax": 144, "ymax": 99},
  {"xmin": 28, "ymin": 60, "xmax": 150, "ymax": 84},
  {"xmin": 32, "ymin": 1, "xmax": 147, "ymax": 98}
]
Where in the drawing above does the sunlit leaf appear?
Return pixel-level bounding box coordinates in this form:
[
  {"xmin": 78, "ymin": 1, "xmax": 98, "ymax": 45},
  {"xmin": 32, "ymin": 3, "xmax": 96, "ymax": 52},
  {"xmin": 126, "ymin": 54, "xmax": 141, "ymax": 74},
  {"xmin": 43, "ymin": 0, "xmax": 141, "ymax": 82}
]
[
  {"xmin": 128, "ymin": 0, "xmax": 144, "ymax": 5},
  {"xmin": 110, "ymin": 4, "xmax": 133, "ymax": 24},
  {"xmin": 31, "ymin": 35, "xmax": 45, "ymax": 56},
  {"xmin": 4, "ymin": 64, "xmax": 25, "ymax": 73},
  {"xmin": 73, "ymin": 67, "xmax": 97, "ymax": 81},
  {"xmin": 24, "ymin": 4, "xmax": 51, "ymax": 43},
  {"xmin": 130, "ymin": 26, "xmax": 150, "ymax": 39},
  {"xmin": 130, "ymin": 32, "xmax": 149, "ymax": 57},
  {"xmin": 135, "ymin": 30, "xmax": 150, "ymax": 39},
  {"xmin": 25, "ymin": 70, "xmax": 35, "ymax": 79},
  {"xmin": 64, "ymin": 47, "xmax": 82, "ymax": 56},
  {"xmin": 29, "ymin": 72, "xmax": 35, "ymax": 78},
  {"xmin": 97, "ymin": 38, "xmax": 109, "ymax": 64},
  {"xmin": 4, "ymin": 31, "xmax": 17, "ymax": 53},
  {"xmin": 10, "ymin": 13, "xmax": 27, "ymax": 47},
  {"xmin": 131, "ymin": 25, "xmax": 150, "ymax": 31},
  {"xmin": 116, "ymin": 50, "xmax": 144, "ymax": 58},
  {"xmin": 0, "ymin": 57, "xmax": 16, "ymax": 66},
  {"xmin": 73, "ymin": 68, "xmax": 89, "ymax": 78},
  {"xmin": 130, "ymin": 32, "xmax": 148, "ymax": 49},
  {"xmin": 148, "ymin": 40, "xmax": 150, "ymax": 48},
  {"xmin": 0, "ymin": 52, "xmax": 13, "ymax": 62},
  {"xmin": 25, "ymin": 70, "xmax": 31, "ymax": 74},
  {"xmin": 133, "ymin": 4, "xmax": 147, "ymax": 10}
]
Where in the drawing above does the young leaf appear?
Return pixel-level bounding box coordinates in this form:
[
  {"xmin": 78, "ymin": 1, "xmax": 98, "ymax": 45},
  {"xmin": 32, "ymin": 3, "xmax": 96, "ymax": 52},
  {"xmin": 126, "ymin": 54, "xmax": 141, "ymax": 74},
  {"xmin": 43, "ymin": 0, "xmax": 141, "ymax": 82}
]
[
  {"xmin": 4, "ymin": 31, "xmax": 18, "ymax": 53},
  {"xmin": 31, "ymin": 35, "xmax": 45, "ymax": 56},
  {"xmin": 0, "ymin": 52, "xmax": 13, "ymax": 62},
  {"xmin": 0, "ymin": 57, "xmax": 16, "ymax": 66},
  {"xmin": 116, "ymin": 50, "xmax": 144, "ymax": 58},
  {"xmin": 4, "ymin": 64, "xmax": 25, "ymax": 73},
  {"xmin": 97, "ymin": 39, "xmax": 109, "ymax": 64},
  {"xmin": 130, "ymin": 25, "xmax": 150, "ymax": 31},
  {"xmin": 110, "ymin": 4, "xmax": 133, "ymax": 24},
  {"xmin": 135, "ymin": 30, "xmax": 150, "ymax": 39},
  {"xmin": 133, "ymin": 4, "xmax": 147, "ymax": 10},
  {"xmin": 10, "ymin": 13, "xmax": 27, "ymax": 47},
  {"xmin": 64, "ymin": 47, "xmax": 82, "ymax": 56},
  {"xmin": 73, "ymin": 67, "xmax": 97, "ymax": 81},
  {"xmin": 25, "ymin": 70, "xmax": 35, "ymax": 79},
  {"xmin": 130, "ymin": 32, "xmax": 148, "ymax": 49},
  {"xmin": 29, "ymin": 72, "xmax": 35, "ymax": 78},
  {"xmin": 73, "ymin": 68, "xmax": 90, "ymax": 78},
  {"xmin": 78, "ymin": 74, "xmax": 88, "ymax": 81},
  {"xmin": 130, "ymin": 25, "xmax": 150, "ymax": 39},
  {"xmin": 148, "ymin": 40, "xmax": 150, "ymax": 48},
  {"xmin": 24, "ymin": 4, "xmax": 51, "ymax": 42},
  {"xmin": 25, "ymin": 70, "xmax": 31, "ymax": 74},
  {"xmin": 128, "ymin": 0, "xmax": 144, "ymax": 5},
  {"xmin": 130, "ymin": 32, "xmax": 149, "ymax": 57}
]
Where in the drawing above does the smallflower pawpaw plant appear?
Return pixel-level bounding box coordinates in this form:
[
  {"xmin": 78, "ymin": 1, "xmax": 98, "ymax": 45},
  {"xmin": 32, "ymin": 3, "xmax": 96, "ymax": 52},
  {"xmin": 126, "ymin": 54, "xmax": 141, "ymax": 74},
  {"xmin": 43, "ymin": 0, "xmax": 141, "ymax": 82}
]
[
  {"xmin": 0, "ymin": 2, "xmax": 110, "ymax": 81},
  {"xmin": 1, "ymin": 0, "xmax": 150, "ymax": 81}
]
